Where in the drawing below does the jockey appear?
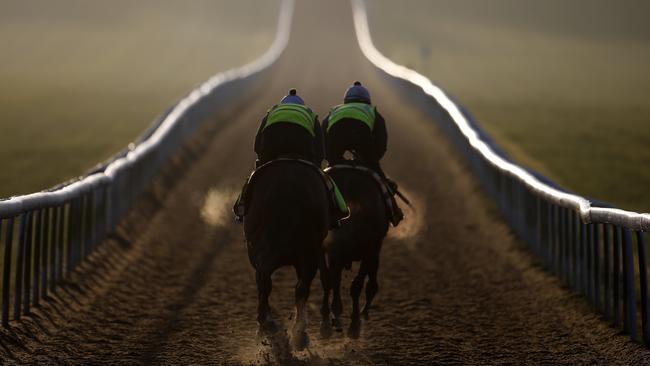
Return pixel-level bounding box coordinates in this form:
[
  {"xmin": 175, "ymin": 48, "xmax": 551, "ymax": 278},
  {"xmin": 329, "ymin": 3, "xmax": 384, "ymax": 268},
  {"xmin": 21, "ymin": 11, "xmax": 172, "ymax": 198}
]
[
  {"xmin": 236, "ymin": 89, "xmax": 348, "ymax": 226},
  {"xmin": 254, "ymin": 88, "xmax": 323, "ymax": 167},
  {"xmin": 322, "ymin": 81, "xmax": 404, "ymax": 226}
]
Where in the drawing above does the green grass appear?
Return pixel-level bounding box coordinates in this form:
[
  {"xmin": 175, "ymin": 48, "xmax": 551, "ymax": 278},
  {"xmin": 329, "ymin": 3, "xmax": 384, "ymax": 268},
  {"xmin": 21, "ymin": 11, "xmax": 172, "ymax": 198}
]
[
  {"xmin": 367, "ymin": 0, "xmax": 650, "ymax": 212},
  {"xmin": 0, "ymin": 0, "xmax": 279, "ymax": 198}
]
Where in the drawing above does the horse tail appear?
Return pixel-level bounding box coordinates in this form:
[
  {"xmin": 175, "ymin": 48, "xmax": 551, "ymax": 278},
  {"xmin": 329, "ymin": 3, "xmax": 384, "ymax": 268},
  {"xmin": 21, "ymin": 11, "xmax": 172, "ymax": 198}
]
[{"xmin": 252, "ymin": 191, "xmax": 301, "ymax": 272}]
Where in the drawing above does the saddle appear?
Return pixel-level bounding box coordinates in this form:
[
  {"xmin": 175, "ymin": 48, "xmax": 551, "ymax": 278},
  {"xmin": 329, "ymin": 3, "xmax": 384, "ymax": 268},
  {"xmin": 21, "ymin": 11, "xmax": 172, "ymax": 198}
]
[
  {"xmin": 324, "ymin": 164, "xmax": 401, "ymax": 226},
  {"xmin": 233, "ymin": 158, "xmax": 350, "ymax": 228}
]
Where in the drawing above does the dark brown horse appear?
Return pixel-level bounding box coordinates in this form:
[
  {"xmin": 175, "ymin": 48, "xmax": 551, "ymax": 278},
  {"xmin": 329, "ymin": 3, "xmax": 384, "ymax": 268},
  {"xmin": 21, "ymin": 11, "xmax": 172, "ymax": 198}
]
[
  {"xmin": 243, "ymin": 159, "xmax": 330, "ymax": 350},
  {"xmin": 320, "ymin": 163, "xmax": 389, "ymax": 339}
]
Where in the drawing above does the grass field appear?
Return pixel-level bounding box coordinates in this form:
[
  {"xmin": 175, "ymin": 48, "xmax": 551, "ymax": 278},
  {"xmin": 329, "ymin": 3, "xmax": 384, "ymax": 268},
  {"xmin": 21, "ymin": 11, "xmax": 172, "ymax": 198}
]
[
  {"xmin": 367, "ymin": 0, "xmax": 650, "ymax": 212},
  {"xmin": 0, "ymin": 0, "xmax": 279, "ymax": 199}
]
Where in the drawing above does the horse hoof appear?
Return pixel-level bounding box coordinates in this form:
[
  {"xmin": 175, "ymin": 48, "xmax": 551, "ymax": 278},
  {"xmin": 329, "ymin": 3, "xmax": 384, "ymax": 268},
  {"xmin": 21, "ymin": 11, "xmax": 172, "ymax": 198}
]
[
  {"xmin": 320, "ymin": 319, "xmax": 333, "ymax": 338},
  {"xmin": 332, "ymin": 317, "xmax": 343, "ymax": 332},
  {"xmin": 291, "ymin": 332, "xmax": 310, "ymax": 351},
  {"xmin": 361, "ymin": 308, "xmax": 370, "ymax": 321},
  {"xmin": 258, "ymin": 319, "xmax": 280, "ymax": 336}
]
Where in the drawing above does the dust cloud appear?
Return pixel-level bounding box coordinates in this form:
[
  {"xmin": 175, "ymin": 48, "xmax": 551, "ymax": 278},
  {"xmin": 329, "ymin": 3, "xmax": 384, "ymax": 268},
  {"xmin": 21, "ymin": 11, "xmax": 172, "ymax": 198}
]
[
  {"xmin": 200, "ymin": 187, "xmax": 238, "ymax": 227},
  {"xmin": 388, "ymin": 185, "xmax": 426, "ymax": 241}
]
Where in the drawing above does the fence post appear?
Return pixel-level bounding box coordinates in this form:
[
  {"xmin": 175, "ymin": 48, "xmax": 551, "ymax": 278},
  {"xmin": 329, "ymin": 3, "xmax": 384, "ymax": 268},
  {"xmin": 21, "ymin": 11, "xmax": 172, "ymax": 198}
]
[
  {"xmin": 65, "ymin": 201, "xmax": 73, "ymax": 279},
  {"xmin": 586, "ymin": 223, "xmax": 593, "ymax": 303},
  {"xmin": 56, "ymin": 205, "xmax": 65, "ymax": 285},
  {"xmin": 560, "ymin": 208, "xmax": 568, "ymax": 282},
  {"xmin": 593, "ymin": 224, "xmax": 600, "ymax": 312},
  {"xmin": 23, "ymin": 210, "xmax": 35, "ymax": 316},
  {"xmin": 14, "ymin": 213, "xmax": 28, "ymax": 320},
  {"xmin": 613, "ymin": 226, "xmax": 621, "ymax": 328},
  {"xmin": 41, "ymin": 207, "xmax": 50, "ymax": 300},
  {"xmin": 1, "ymin": 218, "xmax": 13, "ymax": 327},
  {"xmin": 553, "ymin": 204, "xmax": 560, "ymax": 275},
  {"xmin": 579, "ymin": 223, "xmax": 587, "ymax": 295},
  {"xmin": 571, "ymin": 212, "xmax": 580, "ymax": 292},
  {"xmin": 40, "ymin": 207, "xmax": 50, "ymax": 301},
  {"xmin": 546, "ymin": 204, "xmax": 554, "ymax": 269},
  {"xmin": 622, "ymin": 228, "xmax": 638, "ymax": 339},
  {"xmin": 566, "ymin": 208, "xmax": 572, "ymax": 282},
  {"xmin": 49, "ymin": 207, "xmax": 57, "ymax": 293},
  {"xmin": 32, "ymin": 209, "xmax": 42, "ymax": 307},
  {"xmin": 636, "ymin": 231, "xmax": 649, "ymax": 344},
  {"xmin": 603, "ymin": 224, "xmax": 611, "ymax": 321},
  {"xmin": 534, "ymin": 195, "xmax": 542, "ymax": 257},
  {"xmin": 67, "ymin": 200, "xmax": 77, "ymax": 276},
  {"xmin": 84, "ymin": 193, "xmax": 91, "ymax": 258}
]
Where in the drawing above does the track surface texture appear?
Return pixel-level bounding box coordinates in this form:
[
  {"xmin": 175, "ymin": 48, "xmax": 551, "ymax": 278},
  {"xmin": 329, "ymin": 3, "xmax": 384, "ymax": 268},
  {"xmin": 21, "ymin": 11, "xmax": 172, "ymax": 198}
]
[{"xmin": 3, "ymin": 1, "xmax": 650, "ymax": 364}]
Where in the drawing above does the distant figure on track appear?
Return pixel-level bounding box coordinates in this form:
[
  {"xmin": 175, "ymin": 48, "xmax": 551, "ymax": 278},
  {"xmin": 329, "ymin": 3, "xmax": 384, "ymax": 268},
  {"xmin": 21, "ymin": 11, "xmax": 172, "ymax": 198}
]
[
  {"xmin": 319, "ymin": 81, "xmax": 401, "ymax": 338},
  {"xmin": 235, "ymin": 89, "xmax": 347, "ymax": 350}
]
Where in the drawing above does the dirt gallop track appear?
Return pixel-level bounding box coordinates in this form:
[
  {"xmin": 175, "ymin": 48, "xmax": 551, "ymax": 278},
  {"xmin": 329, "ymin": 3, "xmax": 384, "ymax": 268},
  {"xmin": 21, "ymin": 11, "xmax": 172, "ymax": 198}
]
[{"xmin": 4, "ymin": 0, "xmax": 650, "ymax": 364}]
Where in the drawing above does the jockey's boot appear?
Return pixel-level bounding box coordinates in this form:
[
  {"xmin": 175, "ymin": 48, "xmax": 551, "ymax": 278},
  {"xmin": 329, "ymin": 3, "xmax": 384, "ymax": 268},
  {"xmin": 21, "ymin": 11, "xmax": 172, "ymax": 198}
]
[
  {"xmin": 390, "ymin": 196, "xmax": 404, "ymax": 227},
  {"xmin": 233, "ymin": 177, "xmax": 249, "ymax": 222},
  {"xmin": 383, "ymin": 177, "xmax": 404, "ymax": 227}
]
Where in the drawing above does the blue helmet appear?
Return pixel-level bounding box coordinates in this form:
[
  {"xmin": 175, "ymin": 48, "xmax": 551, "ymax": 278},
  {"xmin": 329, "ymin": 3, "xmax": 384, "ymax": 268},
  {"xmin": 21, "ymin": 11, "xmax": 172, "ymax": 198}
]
[
  {"xmin": 344, "ymin": 81, "xmax": 371, "ymax": 104},
  {"xmin": 280, "ymin": 88, "xmax": 305, "ymax": 105}
]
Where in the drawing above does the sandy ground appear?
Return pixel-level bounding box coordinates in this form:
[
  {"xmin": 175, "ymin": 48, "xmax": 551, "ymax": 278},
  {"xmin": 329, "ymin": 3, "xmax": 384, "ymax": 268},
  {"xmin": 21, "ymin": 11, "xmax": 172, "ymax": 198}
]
[{"xmin": 1, "ymin": 0, "xmax": 649, "ymax": 364}]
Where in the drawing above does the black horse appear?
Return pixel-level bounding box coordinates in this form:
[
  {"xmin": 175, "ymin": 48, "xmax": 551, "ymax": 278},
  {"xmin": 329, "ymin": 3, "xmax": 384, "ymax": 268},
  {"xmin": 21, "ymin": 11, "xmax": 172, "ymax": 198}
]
[
  {"xmin": 243, "ymin": 159, "xmax": 330, "ymax": 350},
  {"xmin": 320, "ymin": 163, "xmax": 390, "ymax": 338}
]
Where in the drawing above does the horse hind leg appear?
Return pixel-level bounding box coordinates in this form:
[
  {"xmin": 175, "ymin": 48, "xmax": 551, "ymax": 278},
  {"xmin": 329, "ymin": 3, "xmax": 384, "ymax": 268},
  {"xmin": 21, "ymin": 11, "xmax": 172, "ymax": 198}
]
[
  {"xmin": 348, "ymin": 260, "xmax": 369, "ymax": 339},
  {"xmin": 330, "ymin": 262, "xmax": 344, "ymax": 332},
  {"xmin": 256, "ymin": 270, "xmax": 278, "ymax": 334},
  {"xmin": 319, "ymin": 254, "xmax": 333, "ymax": 338},
  {"xmin": 291, "ymin": 263, "xmax": 317, "ymax": 351},
  {"xmin": 361, "ymin": 255, "xmax": 379, "ymax": 320}
]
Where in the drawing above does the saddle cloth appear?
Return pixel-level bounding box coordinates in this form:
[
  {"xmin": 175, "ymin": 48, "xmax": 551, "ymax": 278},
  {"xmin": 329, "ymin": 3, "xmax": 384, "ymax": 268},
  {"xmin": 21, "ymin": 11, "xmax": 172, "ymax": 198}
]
[{"xmin": 233, "ymin": 158, "xmax": 349, "ymax": 226}]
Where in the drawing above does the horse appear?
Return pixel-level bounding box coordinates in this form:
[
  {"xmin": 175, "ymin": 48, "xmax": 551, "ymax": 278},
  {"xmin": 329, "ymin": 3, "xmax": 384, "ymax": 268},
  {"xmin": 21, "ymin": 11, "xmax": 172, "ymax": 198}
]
[
  {"xmin": 243, "ymin": 159, "xmax": 330, "ymax": 350},
  {"xmin": 320, "ymin": 162, "xmax": 389, "ymax": 339}
]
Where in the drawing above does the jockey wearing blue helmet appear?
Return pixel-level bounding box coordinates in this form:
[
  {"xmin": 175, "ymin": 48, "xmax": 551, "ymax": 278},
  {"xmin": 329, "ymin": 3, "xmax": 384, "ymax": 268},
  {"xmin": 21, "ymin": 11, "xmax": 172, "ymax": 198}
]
[
  {"xmin": 322, "ymin": 81, "xmax": 403, "ymax": 226},
  {"xmin": 343, "ymin": 80, "xmax": 372, "ymax": 104},
  {"xmin": 322, "ymin": 81, "xmax": 386, "ymax": 176},
  {"xmin": 279, "ymin": 89, "xmax": 305, "ymax": 105},
  {"xmin": 254, "ymin": 89, "xmax": 323, "ymax": 167}
]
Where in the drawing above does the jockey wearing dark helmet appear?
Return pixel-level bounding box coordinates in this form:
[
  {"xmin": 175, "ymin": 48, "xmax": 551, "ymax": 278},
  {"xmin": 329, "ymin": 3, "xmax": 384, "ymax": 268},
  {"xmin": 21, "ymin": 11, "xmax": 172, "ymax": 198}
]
[
  {"xmin": 322, "ymin": 81, "xmax": 404, "ymax": 226},
  {"xmin": 254, "ymin": 88, "xmax": 324, "ymax": 168}
]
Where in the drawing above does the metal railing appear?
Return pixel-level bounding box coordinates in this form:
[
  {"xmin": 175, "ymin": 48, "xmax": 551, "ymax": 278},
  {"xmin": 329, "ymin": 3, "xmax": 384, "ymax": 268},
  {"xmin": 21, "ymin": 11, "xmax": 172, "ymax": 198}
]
[
  {"xmin": 0, "ymin": 0, "xmax": 294, "ymax": 327},
  {"xmin": 352, "ymin": 0, "xmax": 650, "ymax": 345}
]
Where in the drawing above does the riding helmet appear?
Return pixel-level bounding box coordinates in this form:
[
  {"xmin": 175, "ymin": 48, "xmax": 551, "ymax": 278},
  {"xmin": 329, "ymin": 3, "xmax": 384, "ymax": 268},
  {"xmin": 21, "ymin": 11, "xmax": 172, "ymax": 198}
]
[
  {"xmin": 280, "ymin": 88, "xmax": 305, "ymax": 105},
  {"xmin": 343, "ymin": 81, "xmax": 371, "ymax": 104}
]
